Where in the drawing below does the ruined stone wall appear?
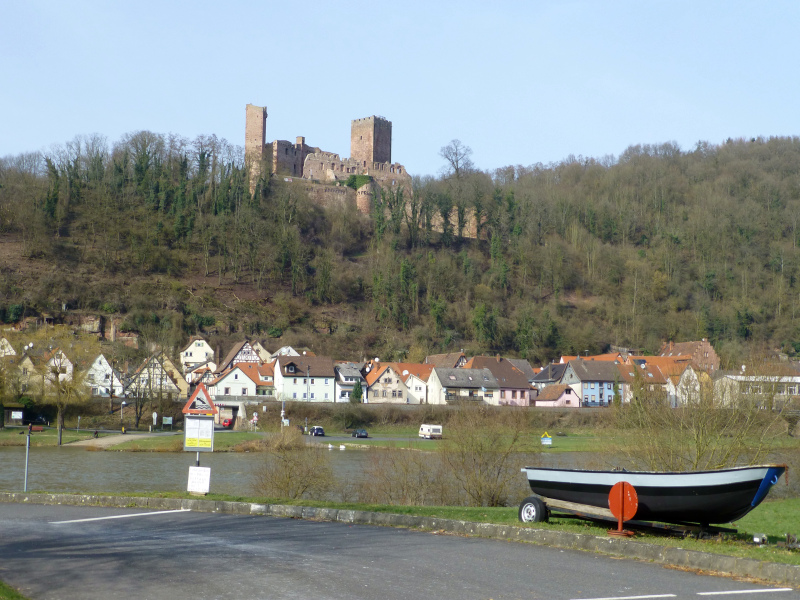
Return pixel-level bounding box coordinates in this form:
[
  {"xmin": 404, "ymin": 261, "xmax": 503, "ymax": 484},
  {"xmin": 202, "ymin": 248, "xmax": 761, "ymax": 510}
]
[
  {"xmin": 271, "ymin": 137, "xmax": 320, "ymax": 178},
  {"xmin": 351, "ymin": 116, "xmax": 392, "ymax": 165}
]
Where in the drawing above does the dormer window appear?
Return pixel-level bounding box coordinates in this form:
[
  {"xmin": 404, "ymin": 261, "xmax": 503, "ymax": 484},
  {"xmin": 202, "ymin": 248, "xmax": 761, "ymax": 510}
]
[{"xmin": 288, "ymin": 365, "xmax": 295, "ymax": 373}]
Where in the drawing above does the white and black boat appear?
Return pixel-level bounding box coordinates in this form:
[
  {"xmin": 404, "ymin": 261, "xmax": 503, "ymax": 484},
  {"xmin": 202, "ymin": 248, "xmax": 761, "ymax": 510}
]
[{"xmin": 519, "ymin": 464, "xmax": 786, "ymax": 526}]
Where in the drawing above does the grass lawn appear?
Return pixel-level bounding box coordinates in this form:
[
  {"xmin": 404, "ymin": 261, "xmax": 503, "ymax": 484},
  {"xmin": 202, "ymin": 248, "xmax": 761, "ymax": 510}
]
[
  {"xmin": 0, "ymin": 427, "xmax": 98, "ymax": 447},
  {"xmin": 0, "ymin": 580, "xmax": 29, "ymax": 600},
  {"xmin": 111, "ymin": 431, "xmax": 267, "ymax": 452}
]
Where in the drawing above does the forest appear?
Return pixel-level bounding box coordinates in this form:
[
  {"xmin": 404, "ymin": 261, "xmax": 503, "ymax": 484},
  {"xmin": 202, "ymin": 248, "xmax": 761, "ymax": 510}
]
[{"xmin": 1, "ymin": 131, "xmax": 800, "ymax": 369}]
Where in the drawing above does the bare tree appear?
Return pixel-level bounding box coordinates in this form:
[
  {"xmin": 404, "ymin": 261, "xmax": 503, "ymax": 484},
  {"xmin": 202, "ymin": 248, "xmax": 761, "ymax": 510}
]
[{"xmin": 439, "ymin": 139, "xmax": 474, "ymax": 180}]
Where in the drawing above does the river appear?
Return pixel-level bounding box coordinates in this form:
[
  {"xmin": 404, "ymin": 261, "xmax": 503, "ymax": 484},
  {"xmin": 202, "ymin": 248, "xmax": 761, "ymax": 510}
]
[{"xmin": 0, "ymin": 445, "xmax": 595, "ymax": 498}]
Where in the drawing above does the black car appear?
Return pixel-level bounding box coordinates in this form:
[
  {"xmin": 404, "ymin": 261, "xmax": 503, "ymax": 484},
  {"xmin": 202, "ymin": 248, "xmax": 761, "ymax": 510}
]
[
  {"xmin": 351, "ymin": 428, "xmax": 368, "ymax": 438},
  {"xmin": 310, "ymin": 426, "xmax": 325, "ymax": 436}
]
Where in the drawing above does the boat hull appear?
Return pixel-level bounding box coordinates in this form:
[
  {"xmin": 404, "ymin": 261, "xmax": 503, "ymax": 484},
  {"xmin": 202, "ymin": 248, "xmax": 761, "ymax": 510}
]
[{"xmin": 521, "ymin": 465, "xmax": 786, "ymax": 525}]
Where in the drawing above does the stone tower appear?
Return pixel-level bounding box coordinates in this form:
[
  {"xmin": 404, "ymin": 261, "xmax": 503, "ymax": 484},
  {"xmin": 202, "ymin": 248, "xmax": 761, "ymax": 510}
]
[
  {"xmin": 245, "ymin": 104, "xmax": 267, "ymax": 192},
  {"xmin": 351, "ymin": 116, "xmax": 392, "ymax": 166}
]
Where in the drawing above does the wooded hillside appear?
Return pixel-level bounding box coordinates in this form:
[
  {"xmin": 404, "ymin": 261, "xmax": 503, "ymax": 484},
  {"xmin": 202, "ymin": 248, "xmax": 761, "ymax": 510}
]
[{"xmin": 2, "ymin": 133, "xmax": 799, "ymax": 367}]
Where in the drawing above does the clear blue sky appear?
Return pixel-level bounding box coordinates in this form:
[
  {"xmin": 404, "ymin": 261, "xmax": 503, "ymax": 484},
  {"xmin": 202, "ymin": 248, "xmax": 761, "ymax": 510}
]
[{"xmin": 1, "ymin": 1, "xmax": 798, "ymax": 177}]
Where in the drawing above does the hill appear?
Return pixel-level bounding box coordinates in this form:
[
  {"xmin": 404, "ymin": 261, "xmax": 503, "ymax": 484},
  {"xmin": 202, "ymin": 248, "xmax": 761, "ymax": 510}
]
[{"xmin": 2, "ymin": 132, "xmax": 800, "ymax": 367}]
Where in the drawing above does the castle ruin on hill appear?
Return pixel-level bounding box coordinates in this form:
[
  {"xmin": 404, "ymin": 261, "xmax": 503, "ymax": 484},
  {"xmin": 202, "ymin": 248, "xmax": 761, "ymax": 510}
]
[{"xmin": 245, "ymin": 104, "xmax": 412, "ymax": 213}]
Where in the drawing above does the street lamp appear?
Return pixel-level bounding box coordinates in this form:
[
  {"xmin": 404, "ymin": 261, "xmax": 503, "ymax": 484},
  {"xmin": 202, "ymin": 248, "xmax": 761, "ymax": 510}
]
[{"xmin": 121, "ymin": 401, "xmax": 127, "ymax": 422}]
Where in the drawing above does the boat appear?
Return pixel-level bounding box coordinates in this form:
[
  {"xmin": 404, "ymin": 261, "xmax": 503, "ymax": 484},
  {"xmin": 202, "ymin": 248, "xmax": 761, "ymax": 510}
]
[{"xmin": 519, "ymin": 464, "xmax": 787, "ymax": 526}]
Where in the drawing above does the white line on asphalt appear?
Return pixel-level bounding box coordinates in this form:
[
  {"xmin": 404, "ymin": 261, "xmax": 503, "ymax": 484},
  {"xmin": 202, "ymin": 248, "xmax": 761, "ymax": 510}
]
[
  {"xmin": 49, "ymin": 508, "xmax": 192, "ymax": 524},
  {"xmin": 571, "ymin": 595, "xmax": 677, "ymax": 600},
  {"xmin": 697, "ymin": 590, "xmax": 794, "ymax": 596}
]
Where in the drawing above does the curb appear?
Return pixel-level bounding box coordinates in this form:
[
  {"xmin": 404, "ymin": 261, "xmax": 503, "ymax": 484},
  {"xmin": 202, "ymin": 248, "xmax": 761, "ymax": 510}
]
[{"xmin": 2, "ymin": 492, "xmax": 798, "ymax": 587}]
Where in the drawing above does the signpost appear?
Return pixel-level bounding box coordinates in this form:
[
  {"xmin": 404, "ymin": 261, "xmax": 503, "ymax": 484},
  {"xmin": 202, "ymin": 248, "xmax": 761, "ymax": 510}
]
[
  {"xmin": 182, "ymin": 384, "xmax": 217, "ymax": 495},
  {"xmin": 541, "ymin": 431, "xmax": 553, "ymax": 446},
  {"xmin": 162, "ymin": 416, "xmax": 173, "ymax": 431}
]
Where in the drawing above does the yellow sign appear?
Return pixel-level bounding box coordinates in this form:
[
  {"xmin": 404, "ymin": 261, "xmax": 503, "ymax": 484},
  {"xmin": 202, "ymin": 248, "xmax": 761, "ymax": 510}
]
[{"xmin": 541, "ymin": 431, "xmax": 550, "ymax": 438}]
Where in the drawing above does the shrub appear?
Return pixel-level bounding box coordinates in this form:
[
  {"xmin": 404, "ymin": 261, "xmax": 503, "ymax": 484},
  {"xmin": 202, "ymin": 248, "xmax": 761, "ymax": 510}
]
[{"xmin": 252, "ymin": 443, "xmax": 334, "ymax": 500}]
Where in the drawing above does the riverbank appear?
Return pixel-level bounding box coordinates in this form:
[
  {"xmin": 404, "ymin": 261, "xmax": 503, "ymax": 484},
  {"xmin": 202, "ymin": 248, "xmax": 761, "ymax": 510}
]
[{"xmin": 2, "ymin": 491, "xmax": 799, "ymax": 587}]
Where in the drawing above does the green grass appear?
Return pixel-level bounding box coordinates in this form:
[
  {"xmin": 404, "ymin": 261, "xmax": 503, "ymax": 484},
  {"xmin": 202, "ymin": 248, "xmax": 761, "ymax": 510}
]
[
  {"xmin": 0, "ymin": 580, "xmax": 29, "ymax": 600},
  {"xmin": 0, "ymin": 427, "xmax": 98, "ymax": 447},
  {"xmin": 111, "ymin": 431, "xmax": 265, "ymax": 452}
]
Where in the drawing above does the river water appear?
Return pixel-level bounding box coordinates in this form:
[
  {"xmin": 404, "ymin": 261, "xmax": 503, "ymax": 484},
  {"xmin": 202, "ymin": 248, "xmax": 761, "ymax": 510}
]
[{"xmin": 0, "ymin": 445, "xmax": 595, "ymax": 498}]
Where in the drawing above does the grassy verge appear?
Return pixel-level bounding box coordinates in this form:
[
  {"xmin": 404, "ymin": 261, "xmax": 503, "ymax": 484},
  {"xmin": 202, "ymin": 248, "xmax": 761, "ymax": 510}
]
[
  {"xmin": 111, "ymin": 432, "xmax": 265, "ymax": 452},
  {"xmin": 81, "ymin": 490, "xmax": 800, "ymax": 567},
  {"xmin": 0, "ymin": 428, "xmax": 99, "ymax": 447},
  {"xmin": 0, "ymin": 580, "xmax": 29, "ymax": 600}
]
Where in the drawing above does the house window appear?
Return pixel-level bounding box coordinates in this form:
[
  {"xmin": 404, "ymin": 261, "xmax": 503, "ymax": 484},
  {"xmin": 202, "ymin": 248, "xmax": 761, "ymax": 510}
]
[
  {"xmin": 293, "ymin": 378, "xmax": 297, "ymax": 384},
  {"xmin": 325, "ymin": 378, "xmax": 329, "ymax": 385},
  {"xmin": 324, "ymin": 393, "xmax": 329, "ymax": 399},
  {"xmin": 607, "ymin": 383, "xmax": 611, "ymax": 389},
  {"xmin": 303, "ymin": 393, "xmax": 307, "ymax": 399},
  {"xmin": 311, "ymin": 379, "xmax": 315, "ymax": 384},
  {"xmin": 591, "ymin": 382, "xmax": 595, "ymax": 389},
  {"xmin": 234, "ymin": 374, "xmax": 238, "ymax": 380},
  {"xmin": 500, "ymin": 391, "xmax": 505, "ymax": 399},
  {"xmin": 310, "ymin": 393, "xmax": 315, "ymax": 399},
  {"xmin": 382, "ymin": 390, "xmax": 387, "ymax": 397},
  {"xmin": 224, "ymin": 387, "xmax": 231, "ymax": 395},
  {"xmin": 512, "ymin": 390, "xmax": 517, "ymax": 399},
  {"xmin": 288, "ymin": 366, "xmax": 295, "ymax": 373},
  {"xmin": 584, "ymin": 395, "xmax": 588, "ymax": 402},
  {"xmin": 485, "ymin": 391, "xmax": 493, "ymax": 397},
  {"xmin": 242, "ymin": 388, "xmax": 248, "ymax": 395},
  {"xmin": 293, "ymin": 392, "xmax": 297, "ymax": 399}
]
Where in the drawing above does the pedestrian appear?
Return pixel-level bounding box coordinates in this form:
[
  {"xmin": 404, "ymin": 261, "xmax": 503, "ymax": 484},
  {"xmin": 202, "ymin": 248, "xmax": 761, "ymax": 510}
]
[
  {"xmin": 93, "ymin": 430, "xmax": 99, "ymax": 439},
  {"xmin": 28, "ymin": 423, "xmax": 32, "ymax": 435}
]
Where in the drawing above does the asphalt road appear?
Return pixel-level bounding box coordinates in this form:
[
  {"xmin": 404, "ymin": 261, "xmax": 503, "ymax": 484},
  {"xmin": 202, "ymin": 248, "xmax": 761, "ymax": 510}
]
[{"xmin": 0, "ymin": 503, "xmax": 797, "ymax": 600}]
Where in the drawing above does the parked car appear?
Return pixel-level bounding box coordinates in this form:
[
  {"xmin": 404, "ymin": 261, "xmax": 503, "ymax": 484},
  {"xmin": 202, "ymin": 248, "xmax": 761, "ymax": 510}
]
[
  {"xmin": 351, "ymin": 429, "xmax": 368, "ymax": 438},
  {"xmin": 310, "ymin": 426, "xmax": 325, "ymax": 437}
]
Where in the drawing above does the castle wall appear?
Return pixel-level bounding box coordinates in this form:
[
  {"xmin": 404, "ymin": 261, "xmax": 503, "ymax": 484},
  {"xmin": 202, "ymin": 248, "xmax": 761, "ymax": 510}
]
[{"xmin": 271, "ymin": 136, "xmax": 320, "ymax": 178}]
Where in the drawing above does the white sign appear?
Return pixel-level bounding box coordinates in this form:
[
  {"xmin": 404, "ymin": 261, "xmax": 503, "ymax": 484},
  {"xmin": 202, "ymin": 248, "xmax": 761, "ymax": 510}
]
[
  {"xmin": 541, "ymin": 437, "xmax": 552, "ymax": 446},
  {"xmin": 11, "ymin": 411, "xmax": 23, "ymax": 420},
  {"xmin": 152, "ymin": 411, "xmax": 157, "ymax": 424},
  {"xmin": 187, "ymin": 466, "xmax": 211, "ymax": 494},
  {"xmin": 184, "ymin": 415, "xmax": 214, "ymax": 452},
  {"xmin": 162, "ymin": 417, "xmax": 173, "ymax": 425}
]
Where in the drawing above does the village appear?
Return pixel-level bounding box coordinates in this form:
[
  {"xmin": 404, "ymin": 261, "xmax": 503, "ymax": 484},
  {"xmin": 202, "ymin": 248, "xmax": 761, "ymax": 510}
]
[{"xmin": 2, "ymin": 331, "xmax": 798, "ymax": 430}]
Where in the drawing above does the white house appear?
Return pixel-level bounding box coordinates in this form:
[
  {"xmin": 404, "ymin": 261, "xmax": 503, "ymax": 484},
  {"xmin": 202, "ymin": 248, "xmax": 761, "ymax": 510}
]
[
  {"xmin": 85, "ymin": 354, "xmax": 126, "ymax": 397},
  {"xmin": 44, "ymin": 348, "xmax": 73, "ymax": 385},
  {"xmin": 334, "ymin": 363, "xmax": 366, "ymax": 402},
  {"xmin": 0, "ymin": 337, "xmax": 16, "ymax": 358},
  {"xmin": 209, "ymin": 364, "xmax": 259, "ymax": 398},
  {"xmin": 180, "ymin": 337, "xmax": 215, "ymax": 374},
  {"xmin": 216, "ymin": 341, "xmax": 261, "ymax": 373},
  {"xmin": 274, "ymin": 356, "xmax": 335, "ymax": 402},
  {"xmin": 427, "ymin": 368, "xmax": 499, "ymax": 405},
  {"xmin": 185, "ymin": 361, "xmax": 217, "ymax": 385},
  {"xmin": 126, "ymin": 354, "xmax": 182, "ymax": 400}
]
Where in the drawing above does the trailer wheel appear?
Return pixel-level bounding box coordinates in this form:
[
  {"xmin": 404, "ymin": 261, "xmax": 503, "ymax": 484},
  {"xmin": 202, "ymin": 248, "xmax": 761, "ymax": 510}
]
[{"xmin": 518, "ymin": 496, "xmax": 548, "ymax": 523}]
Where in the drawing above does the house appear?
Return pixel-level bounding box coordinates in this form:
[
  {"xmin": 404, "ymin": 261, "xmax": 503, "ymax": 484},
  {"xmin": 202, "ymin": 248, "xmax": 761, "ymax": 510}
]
[
  {"xmin": 185, "ymin": 361, "xmax": 218, "ymax": 385},
  {"xmin": 0, "ymin": 337, "xmax": 16, "ymax": 358},
  {"xmin": 126, "ymin": 353, "xmax": 183, "ymax": 401},
  {"xmin": 394, "ymin": 363, "xmax": 434, "ymax": 405},
  {"xmin": 364, "ymin": 363, "xmax": 409, "ymax": 404},
  {"xmin": 85, "ymin": 354, "xmax": 126, "ymax": 398},
  {"xmin": 463, "ymin": 356, "xmax": 531, "ymax": 406},
  {"xmin": 534, "ymin": 384, "xmax": 580, "ymax": 408},
  {"xmin": 659, "ymin": 339, "xmax": 720, "ymax": 373},
  {"xmin": 614, "ymin": 362, "xmax": 668, "ymax": 404},
  {"xmin": 251, "ymin": 341, "xmax": 271, "ymax": 362},
  {"xmin": 179, "ymin": 337, "xmax": 215, "ymax": 374},
  {"xmin": 268, "ymin": 346, "xmax": 301, "ymax": 362},
  {"xmin": 334, "ymin": 362, "xmax": 367, "ymax": 403},
  {"xmin": 424, "ymin": 351, "xmax": 468, "ymax": 369},
  {"xmin": 560, "ymin": 358, "xmax": 622, "ymax": 406},
  {"xmin": 427, "ymin": 367, "xmax": 499, "ymax": 405},
  {"xmin": 14, "ymin": 354, "xmax": 38, "ymax": 394},
  {"xmin": 216, "ymin": 341, "xmax": 261, "ymax": 373},
  {"xmin": 209, "ymin": 363, "xmax": 260, "ymax": 399},
  {"xmin": 273, "ymin": 356, "xmax": 335, "ymax": 402},
  {"xmin": 671, "ymin": 364, "xmax": 713, "ymax": 407},
  {"xmin": 531, "ymin": 362, "xmax": 568, "ymax": 391},
  {"xmin": 712, "ymin": 365, "xmax": 800, "ymax": 408}
]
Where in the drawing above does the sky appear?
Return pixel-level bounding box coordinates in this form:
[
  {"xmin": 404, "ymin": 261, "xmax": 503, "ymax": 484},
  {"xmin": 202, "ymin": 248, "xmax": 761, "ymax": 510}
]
[{"xmin": 1, "ymin": 1, "xmax": 799, "ymax": 177}]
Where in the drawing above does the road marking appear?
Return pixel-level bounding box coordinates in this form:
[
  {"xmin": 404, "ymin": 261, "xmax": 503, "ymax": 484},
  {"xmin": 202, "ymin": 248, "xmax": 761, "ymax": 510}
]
[
  {"xmin": 572, "ymin": 595, "xmax": 677, "ymax": 600},
  {"xmin": 50, "ymin": 508, "xmax": 191, "ymax": 524},
  {"xmin": 697, "ymin": 590, "xmax": 794, "ymax": 596}
]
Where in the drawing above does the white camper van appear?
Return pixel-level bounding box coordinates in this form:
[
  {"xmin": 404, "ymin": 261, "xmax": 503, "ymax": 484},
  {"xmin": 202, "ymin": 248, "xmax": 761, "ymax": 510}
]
[{"xmin": 418, "ymin": 424, "xmax": 443, "ymax": 439}]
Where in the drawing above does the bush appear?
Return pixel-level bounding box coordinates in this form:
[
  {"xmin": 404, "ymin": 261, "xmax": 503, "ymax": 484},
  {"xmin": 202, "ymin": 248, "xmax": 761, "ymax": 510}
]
[{"xmin": 252, "ymin": 442, "xmax": 334, "ymax": 500}]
